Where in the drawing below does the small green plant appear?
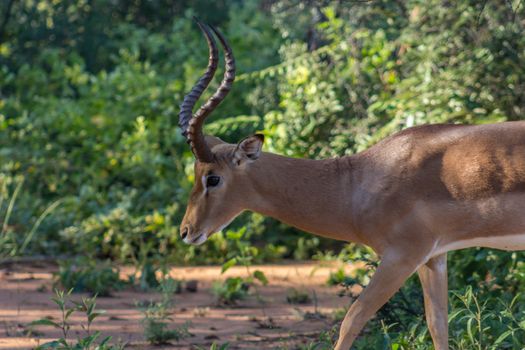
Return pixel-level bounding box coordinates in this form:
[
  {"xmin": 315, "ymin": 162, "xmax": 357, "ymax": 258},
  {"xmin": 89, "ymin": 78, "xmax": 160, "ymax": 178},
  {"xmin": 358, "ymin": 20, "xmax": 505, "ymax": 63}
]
[
  {"xmin": 212, "ymin": 276, "xmax": 251, "ymax": 305},
  {"xmin": 213, "ymin": 227, "xmax": 269, "ymax": 305},
  {"xmin": 448, "ymin": 287, "xmax": 525, "ymax": 350},
  {"xmin": 30, "ymin": 289, "xmax": 123, "ymax": 350},
  {"xmin": 298, "ymin": 326, "xmax": 338, "ymax": 350},
  {"xmin": 139, "ymin": 277, "xmax": 191, "ymax": 345},
  {"xmin": 286, "ymin": 288, "xmax": 311, "ymax": 304},
  {"xmin": 55, "ymin": 257, "xmax": 125, "ymax": 296}
]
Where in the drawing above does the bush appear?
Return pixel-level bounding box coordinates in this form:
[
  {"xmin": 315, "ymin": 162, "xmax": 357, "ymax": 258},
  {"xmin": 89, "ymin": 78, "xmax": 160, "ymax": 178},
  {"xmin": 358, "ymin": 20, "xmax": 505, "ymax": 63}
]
[
  {"xmin": 55, "ymin": 257, "xmax": 125, "ymax": 296},
  {"xmin": 3, "ymin": 0, "xmax": 524, "ymax": 266}
]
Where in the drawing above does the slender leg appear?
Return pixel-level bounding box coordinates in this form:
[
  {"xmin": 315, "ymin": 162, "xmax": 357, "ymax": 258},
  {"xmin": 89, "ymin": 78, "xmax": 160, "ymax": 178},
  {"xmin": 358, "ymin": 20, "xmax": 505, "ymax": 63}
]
[
  {"xmin": 334, "ymin": 250, "xmax": 425, "ymax": 350},
  {"xmin": 417, "ymin": 253, "xmax": 449, "ymax": 350}
]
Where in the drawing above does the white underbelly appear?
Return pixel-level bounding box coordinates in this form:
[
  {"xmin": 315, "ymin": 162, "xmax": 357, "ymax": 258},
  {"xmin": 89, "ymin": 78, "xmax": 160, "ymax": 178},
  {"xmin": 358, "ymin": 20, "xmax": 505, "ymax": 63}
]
[{"xmin": 434, "ymin": 234, "xmax": 525, "ymax": 256}]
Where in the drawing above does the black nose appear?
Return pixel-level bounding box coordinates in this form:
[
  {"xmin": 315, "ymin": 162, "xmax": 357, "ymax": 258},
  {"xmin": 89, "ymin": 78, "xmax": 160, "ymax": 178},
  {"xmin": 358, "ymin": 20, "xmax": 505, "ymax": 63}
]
[{"xmin": 181, "ymin": 227, "xmax": 188, "ymax": 240}]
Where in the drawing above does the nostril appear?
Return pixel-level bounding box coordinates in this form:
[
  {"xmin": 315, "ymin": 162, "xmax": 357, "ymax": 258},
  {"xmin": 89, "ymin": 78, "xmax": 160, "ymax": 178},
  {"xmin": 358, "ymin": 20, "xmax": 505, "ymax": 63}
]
[{"xmin": 181, "ymin": 227, "xmax": 188, "ymax": 240}]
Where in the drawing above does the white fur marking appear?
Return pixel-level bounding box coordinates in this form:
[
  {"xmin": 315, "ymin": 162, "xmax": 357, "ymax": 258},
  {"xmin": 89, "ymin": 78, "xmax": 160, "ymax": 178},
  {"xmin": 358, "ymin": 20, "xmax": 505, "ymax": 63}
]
[
  {"xmin": 433, "ymin": 234, "xmax": 525, "ymax": 257},
  {"xmin": 184, "ymin": 233, "xmax": 207, "ymax": 246}
]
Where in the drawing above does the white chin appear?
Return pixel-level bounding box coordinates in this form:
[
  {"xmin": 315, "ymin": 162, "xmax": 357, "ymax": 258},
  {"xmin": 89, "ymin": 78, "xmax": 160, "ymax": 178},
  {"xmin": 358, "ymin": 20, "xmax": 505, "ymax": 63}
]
[{"xmin": 184, "ymin": 233, "xmax": 208, "ymax": 246}]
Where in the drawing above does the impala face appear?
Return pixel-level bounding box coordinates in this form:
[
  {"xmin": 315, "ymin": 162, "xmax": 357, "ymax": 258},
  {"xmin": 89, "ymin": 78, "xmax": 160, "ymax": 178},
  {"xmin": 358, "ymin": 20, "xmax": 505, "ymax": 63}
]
[
  {"xmin": 179, "ymin": 135, "xmax": 264, "ymax": 245},
  {"xmin": 180, "ymin": 159, "xmax": 238, "ymax": 245}
]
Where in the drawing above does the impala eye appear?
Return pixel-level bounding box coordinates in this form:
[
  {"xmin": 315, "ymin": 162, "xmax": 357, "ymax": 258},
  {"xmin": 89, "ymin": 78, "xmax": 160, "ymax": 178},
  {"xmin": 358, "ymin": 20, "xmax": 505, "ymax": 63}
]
[{"xmin": 206, "ymin": 175, "xmax": 220, "ymax": 187}]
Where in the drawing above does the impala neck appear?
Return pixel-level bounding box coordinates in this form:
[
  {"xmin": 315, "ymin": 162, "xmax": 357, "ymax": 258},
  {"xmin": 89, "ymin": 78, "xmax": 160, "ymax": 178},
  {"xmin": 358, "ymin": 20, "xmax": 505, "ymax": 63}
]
[{"xmin": 243, "ymin": 152, "xmax": 364, "ymax": 244}]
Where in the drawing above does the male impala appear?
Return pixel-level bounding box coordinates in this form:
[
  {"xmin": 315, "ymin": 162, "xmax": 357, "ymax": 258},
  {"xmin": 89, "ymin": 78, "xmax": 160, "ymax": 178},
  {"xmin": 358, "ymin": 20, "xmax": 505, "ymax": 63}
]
[{"xmin": 178, "ymin": 21, "xmax": 525, "ymax": 350}]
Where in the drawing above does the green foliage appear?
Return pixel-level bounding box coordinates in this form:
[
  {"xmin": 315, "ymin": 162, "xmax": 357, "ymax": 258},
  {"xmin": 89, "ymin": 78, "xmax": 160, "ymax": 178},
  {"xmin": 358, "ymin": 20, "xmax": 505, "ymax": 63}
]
[
  {"xmin": 2, "ymin": 0, "xmax": 524, "ymax": 267},
  {"xmin": 293, "ymin": 237, "xmax": 321, "ymax": 260},
  {"xmin": 326, "ymin": 249, "xmax": 525, "ymax": 349},
  {"xmin": 448, "ymin": 287, "xmax": 525, "ymax": 350},
  {"xmin": 0, "ymin": 174, "xmax": 61, "ymax": 260},
  {"xmin": 31, "ymin": 289, "xmax": 123, "ymax": 350},
  {"xmin": 55, "ymin": 257, "xmax": 125, "ymax": 296},
  {"xmin": 286, "ymin": 288, "xmax": 311, "ymax": 305},
  {"xmin": 298, "ymin": 326, "xmax": 338, "ymax": 350},
  {"xmin": 350, "ymin": 286, "xmax": 525, "ymax": 350},
  {"xmin": 212, "ymin": 277, "xmax": 251, "ymax": 305},
  {"xmin": 2, "ymin": 2, "xmax": 525, "ymax": 346},
  {"xmin": 139, "ymin": 277, "xmax": 191, "ymax": 345},
  {"xmin": 326, "ymin": 247, "xmax": 375, "ymax": 289},
  {"xmin": 326, "ymin": 267, "xmax": 357, "ymax": 287},
  {"xmin": 212, "ymin": 226, "xmax": 270, "ymax": 305},
  {"xmin": 448, "ymin": 249, "xmax": 525, "ymax": 295}
]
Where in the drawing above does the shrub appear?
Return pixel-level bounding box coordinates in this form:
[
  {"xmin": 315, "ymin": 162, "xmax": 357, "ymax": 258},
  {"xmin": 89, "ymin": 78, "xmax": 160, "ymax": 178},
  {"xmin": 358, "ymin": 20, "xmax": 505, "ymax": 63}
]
[{"xmin": 55, "ymin": 257, "xmax": 125, "ymax": 296}]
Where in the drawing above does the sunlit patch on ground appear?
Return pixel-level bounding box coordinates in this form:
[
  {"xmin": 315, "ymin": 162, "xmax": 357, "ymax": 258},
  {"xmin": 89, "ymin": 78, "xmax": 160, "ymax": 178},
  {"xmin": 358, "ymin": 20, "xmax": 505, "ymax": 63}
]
[{"xmin": 0, "ymin": 262, "xmax": 358, "ymax": 349}]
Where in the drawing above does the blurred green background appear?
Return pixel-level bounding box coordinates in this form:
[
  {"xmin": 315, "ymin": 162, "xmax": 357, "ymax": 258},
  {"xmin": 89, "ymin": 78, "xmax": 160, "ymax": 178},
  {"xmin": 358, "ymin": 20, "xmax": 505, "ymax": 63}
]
[
  {"xmin": 3, "ymin": 1, "xmax": 525, "ymax": 348},
  {"xmin": 0, "ymin": 0, "xmax": 524, "ymax": 266}
]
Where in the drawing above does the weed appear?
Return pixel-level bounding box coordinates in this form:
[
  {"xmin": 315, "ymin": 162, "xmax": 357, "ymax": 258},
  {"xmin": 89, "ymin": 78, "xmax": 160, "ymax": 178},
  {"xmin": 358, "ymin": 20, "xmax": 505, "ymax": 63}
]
[
  {"xmin": 286, "ymin": 288, "xmax": 311, "ymax": 304},
  {"xmin": 212, "ymin": 227, "xmax": 270, "ymax": 305},
  {"xmin": 139, "ymin": 277, "xmax": 191, "ymax": 345},
  {"xmin": 448, "ymin": 287, "xmax": 525, "ymax": 350},
  {"xmin": 136, "ymin": 260, "xmax": 160, "ymax": 290},
  {"xmin": 30, "ymin": 289, "xmax": 123, "ymax": 350},
  {"xmin": 212, "ymin": 277, "xmax": 250, "ymax": 305},
  {"xmin": 348, "ymin": 286, "xmax": 525, "ymax": 350},
  {"xmin": 297, "ymin": 326, "xmax": 338, "ymax": 350}
]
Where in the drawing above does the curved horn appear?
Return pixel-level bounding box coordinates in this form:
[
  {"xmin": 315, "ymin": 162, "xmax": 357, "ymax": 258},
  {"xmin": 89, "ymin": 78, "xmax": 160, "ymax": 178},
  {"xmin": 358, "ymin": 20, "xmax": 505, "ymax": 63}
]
[
  {"xmin": 185, "ymin": 24, "xmax": 236, "ymax": 162},
  {"xmin": 178, "ymin": 19, "xmax": 218, "ymax": 162}
]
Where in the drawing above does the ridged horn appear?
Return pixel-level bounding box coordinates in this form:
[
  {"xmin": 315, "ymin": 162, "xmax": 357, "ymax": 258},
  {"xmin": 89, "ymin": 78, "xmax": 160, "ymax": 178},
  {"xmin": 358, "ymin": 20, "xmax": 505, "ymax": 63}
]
[
  {"xmin": 178, "ymin": 19, "xmax": 218, "ymax": 162},
  {"xmin": 178, "ymin": 21, "xmax": 236, "ymax": 163}
]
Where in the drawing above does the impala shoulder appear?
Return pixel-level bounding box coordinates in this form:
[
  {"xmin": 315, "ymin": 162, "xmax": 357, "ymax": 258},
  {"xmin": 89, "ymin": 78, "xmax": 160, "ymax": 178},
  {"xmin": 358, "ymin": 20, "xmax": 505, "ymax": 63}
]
[{"xmin": 365, "ymin": 124, "xmax": 476, "ymax": 163}]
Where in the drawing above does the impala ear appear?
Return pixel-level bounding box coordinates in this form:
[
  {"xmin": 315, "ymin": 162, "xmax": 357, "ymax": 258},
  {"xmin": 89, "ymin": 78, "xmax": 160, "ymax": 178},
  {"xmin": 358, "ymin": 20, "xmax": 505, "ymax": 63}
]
[{"xmin": 233, "ymin": 134, "xmax": 264, "ymax": 165}]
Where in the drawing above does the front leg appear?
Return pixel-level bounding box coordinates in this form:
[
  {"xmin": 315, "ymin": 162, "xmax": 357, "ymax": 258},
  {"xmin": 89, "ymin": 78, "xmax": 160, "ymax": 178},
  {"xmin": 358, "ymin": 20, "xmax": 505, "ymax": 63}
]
[
  {"xmin": 417, "ymin": 253, "xmax": 448, "ymax": 350},
  {"xmin": 334, "ymin": 249, "xmax": 427, "ymax": 350}
]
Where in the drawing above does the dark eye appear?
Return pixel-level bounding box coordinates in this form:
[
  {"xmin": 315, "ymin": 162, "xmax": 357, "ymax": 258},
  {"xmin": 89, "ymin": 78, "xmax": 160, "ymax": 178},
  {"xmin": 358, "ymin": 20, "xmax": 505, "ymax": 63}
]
[{"xmin": 206, "ymin": 175, "xmax": 220, "ymax": 187}]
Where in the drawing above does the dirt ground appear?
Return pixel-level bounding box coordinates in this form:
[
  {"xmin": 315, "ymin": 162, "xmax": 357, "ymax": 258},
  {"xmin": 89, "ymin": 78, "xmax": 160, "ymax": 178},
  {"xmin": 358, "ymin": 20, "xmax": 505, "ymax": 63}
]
[{"xmin": 0, "ymin": 261, "xmax": 359, "ymax": 350}]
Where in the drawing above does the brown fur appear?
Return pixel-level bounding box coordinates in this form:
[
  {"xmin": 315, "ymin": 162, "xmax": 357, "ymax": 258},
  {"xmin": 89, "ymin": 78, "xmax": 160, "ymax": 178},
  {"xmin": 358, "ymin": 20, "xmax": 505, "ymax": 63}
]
[{"xmin": 181, "ymin": 121, "xmax": 525, "ymax": 349}]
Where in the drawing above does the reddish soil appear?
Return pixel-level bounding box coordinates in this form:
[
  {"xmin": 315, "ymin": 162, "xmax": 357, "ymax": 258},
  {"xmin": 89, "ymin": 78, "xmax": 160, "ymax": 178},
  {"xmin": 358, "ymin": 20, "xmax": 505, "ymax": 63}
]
[{"xmin": 0, "ymin": 261, "xmax": 359, "ymax": 349}]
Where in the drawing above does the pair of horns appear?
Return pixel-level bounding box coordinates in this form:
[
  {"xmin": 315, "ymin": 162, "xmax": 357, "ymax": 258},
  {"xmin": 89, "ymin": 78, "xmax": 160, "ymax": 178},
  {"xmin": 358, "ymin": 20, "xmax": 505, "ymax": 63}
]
[{"xmin": 178, "ymin": 19, "xmax": 235, "ymax": 162}]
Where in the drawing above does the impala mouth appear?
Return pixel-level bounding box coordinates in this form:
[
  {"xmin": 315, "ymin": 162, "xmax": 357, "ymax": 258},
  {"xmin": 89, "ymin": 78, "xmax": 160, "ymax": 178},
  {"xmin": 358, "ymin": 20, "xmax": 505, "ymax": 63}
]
[
  {"xmin": 183, "ymin": 219, "xmax": 236, "ymax": 246},
  {"xmin": 188, "ymin": 233, "xmax": 208, "ymax": 246}
]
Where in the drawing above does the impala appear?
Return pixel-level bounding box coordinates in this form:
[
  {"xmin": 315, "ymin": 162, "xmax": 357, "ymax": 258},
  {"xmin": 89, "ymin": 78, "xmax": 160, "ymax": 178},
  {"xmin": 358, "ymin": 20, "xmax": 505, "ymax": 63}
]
[{"xmin": 178, "ymin": 20, "xmax": 525, "ymax": 350}]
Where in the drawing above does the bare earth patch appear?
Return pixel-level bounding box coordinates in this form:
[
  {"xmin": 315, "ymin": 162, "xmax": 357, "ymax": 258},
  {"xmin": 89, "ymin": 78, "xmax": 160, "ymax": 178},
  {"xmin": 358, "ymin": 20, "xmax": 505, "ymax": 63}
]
[{"xmin": 0, "ymin": 261, "xmax": 358, "ymax": 349}]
